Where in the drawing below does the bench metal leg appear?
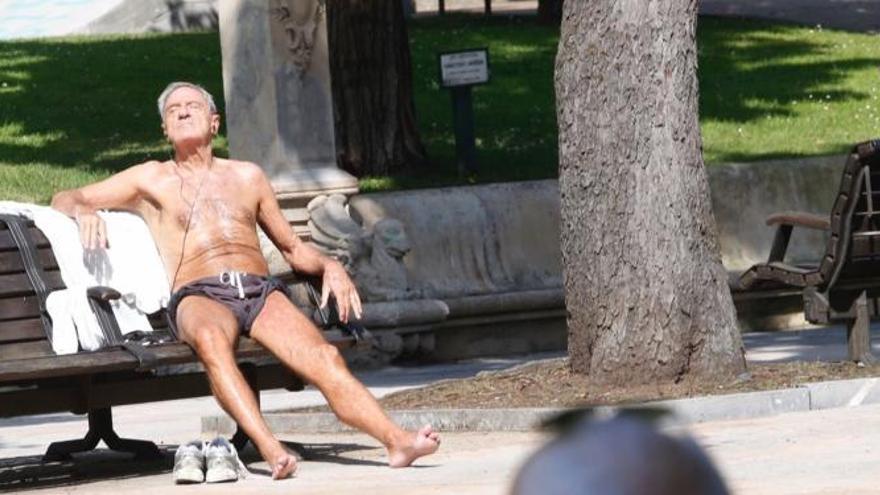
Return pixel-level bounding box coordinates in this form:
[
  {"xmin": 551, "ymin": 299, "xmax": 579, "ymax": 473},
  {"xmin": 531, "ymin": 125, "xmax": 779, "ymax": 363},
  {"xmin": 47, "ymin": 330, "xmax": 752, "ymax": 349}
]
[
  {"xmin": 231, "ymin": 424, "xmax": 250, "ymax": 452},
  {"xmin": 847, "ymin": 291, "xmax": 876, "ymax": 365},
  {"xmin": 43, "ymin": 408, "xmax": 162, "ymax": 461}
]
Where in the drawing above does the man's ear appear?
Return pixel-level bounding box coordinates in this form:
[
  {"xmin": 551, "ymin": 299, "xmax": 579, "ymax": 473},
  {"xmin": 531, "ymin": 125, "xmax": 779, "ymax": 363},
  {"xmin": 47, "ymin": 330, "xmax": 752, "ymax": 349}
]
[{"xmin": 210, "ymin": 114, "xmax": 220, "ymax": 135}]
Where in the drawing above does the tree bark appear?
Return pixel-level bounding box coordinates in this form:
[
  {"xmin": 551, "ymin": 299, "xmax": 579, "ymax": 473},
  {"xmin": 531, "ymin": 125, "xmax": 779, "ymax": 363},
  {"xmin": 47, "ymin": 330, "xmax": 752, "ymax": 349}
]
[
  {"xmin": 327, "ymin": 0, "xmax": 427, "ymax": 177},
  {"xmin": 555, "ymin": 0, "xmax": 746, "ymax": 385},
  {"xmin": 537, "ymin": 0, "xmax": 563, "ymax": 25}
]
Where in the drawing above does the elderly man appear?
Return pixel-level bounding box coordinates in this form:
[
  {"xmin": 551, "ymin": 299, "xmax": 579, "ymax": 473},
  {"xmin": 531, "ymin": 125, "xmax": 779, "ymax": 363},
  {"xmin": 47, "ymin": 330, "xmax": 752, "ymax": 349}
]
[{"xmin": 51, "ymin": 81, "xmax": 440, "ymax": 479}]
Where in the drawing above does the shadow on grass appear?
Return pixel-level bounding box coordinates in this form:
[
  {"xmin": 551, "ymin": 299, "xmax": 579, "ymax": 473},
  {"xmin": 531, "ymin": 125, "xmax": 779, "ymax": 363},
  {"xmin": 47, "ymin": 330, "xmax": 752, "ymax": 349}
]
[
  {"xmin": 1, "ymin": 16, "xmax": 879, "ymax": 194},
  {"xmin": 700, "ymin": 17, "xmax": 870, "ymax": 120},
  {"xmin": 698, "ymin": 17, "xmax": 880, "ymax": 161},
  {"xmin": 407, "ymin": 14, "xmax": 560, "ymax": 186},
  {"xmin": 0, "ymin": 31, "xmax": 227, "ymax": 176},
  {"xmin": 387, "ymin": 15, "xmax": 880, "ymax": 188}
]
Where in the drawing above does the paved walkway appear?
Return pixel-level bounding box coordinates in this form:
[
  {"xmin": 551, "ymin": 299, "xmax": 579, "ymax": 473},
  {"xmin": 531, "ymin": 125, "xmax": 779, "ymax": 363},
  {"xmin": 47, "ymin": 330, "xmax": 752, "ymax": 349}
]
[
  {"xmin": 690, "ymin": 402, "xmax": 880, "ymax": 494},
  {"xmin": 7, "ymin": 403, "xmax": 880, "ymax": 494},
  {"xmin": 701, "ymin": 0, "xmax": 880, "ymax": 32},
  {"xmin": 4, "ymin": 0, "xmax": 880, "ymax": 40},
  {"xmin": 745, "ymin": 323, "xmax": 880, "ymax": 362},
  {"xmin": 415, "ymin": 0, "xmax": 537, "ymax": 15},
  {"xmin": 2, "ymin": 326, "xmax": 880, "ymax": 493},
  {"xmin": 425, "ymin": 0, "xmax": 880, "ymax": 32}
]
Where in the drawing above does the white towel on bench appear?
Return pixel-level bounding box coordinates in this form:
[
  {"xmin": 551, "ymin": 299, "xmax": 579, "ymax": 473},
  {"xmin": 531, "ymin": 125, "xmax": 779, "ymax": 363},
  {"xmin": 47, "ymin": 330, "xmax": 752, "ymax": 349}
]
[{"xmin": 0, "ymin": 202, "xmax": 170, "ymax": 353}]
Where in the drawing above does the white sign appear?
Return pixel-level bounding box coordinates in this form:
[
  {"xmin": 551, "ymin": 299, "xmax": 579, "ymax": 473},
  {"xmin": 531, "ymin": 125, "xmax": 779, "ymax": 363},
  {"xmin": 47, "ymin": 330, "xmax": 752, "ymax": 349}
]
[{"xmin": 439, "ymin": 49, "xmax": 490, "ymax": 88}]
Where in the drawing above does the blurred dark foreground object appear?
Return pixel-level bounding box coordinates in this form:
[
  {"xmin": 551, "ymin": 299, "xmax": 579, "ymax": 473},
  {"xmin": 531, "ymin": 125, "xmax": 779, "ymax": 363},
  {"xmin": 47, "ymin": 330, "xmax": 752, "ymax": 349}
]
[{"xmin": 513, "ymin": 409, "xmax": 730, "ymax": 495}]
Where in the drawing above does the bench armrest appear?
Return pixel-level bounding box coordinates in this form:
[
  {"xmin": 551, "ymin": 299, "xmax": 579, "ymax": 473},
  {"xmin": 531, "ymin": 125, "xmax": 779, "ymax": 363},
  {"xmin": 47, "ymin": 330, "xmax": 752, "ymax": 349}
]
[
  {"xmin": 765, "ymin": 211, "xmax": 830, "ymax": 231},
  {"xmin": 87, "ymin": 286, "xmax": 122, "ymax": 302}
]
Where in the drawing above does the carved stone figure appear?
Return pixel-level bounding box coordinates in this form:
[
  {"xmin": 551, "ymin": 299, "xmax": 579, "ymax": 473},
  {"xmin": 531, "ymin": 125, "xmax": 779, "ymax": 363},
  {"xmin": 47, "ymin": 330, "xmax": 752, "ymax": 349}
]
[
  {"xmin": 355, "ymin": 218, "xmax": 411, "ymax": 301},
  {"xmin": 271, "ymin": 0, "xmax": 325, "ymax": 76},
  {"xmin": 307, "ymin": 194, "xmax": 412, "ymax": 301},
  {"xmin": 221, "ymin": 0, "xmax": 355, "ymax": 193},
  {"xmin": 269, "ymin": 0, "xmax": 335, "ymax": 172}
]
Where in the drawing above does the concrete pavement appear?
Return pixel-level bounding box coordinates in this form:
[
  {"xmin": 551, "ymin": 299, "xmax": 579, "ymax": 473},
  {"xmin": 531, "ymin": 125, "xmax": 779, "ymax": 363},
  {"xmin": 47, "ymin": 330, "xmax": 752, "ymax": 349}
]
[
  {"xmin": 6, "ymin": 358, "xmax": 880, "ymax": 493},
  {"xmin": 2, "ymin": 431, "xmax": 546, "ymax": 494},
  {"xmin": 700, "ymin": 0, "xmax": 880, "ymax": 32},
  {"xmin": 8, "ymin": 405, "xmax": 880, "ymax": 494},
  {"xmin": 689, "ymin": 403, "xmax": 880, "ymax": 494},
  {"xmin": 4, "ymin": 327, "xmax": 880, "ymax": 493},
  {"xmin": 5, "ymin": 0, "xmax": 879, "ymax": 42},
  {"xmin": 0, "ymin": 354, "xmax": 554, "ymax": 493},
  {"xmin": 415, "ymin": 0, "xmax": 880, "ymax": 34},
  {"xmin": 745, "ymin": 324, "xmax": 880, "ymax": 363}
]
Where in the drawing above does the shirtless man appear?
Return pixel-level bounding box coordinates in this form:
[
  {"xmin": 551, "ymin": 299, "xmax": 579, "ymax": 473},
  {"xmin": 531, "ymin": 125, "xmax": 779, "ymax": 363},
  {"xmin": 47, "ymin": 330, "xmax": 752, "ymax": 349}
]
[{"xmin": 51, "ymin": 81, "xmax": 440, "ymax": 479}]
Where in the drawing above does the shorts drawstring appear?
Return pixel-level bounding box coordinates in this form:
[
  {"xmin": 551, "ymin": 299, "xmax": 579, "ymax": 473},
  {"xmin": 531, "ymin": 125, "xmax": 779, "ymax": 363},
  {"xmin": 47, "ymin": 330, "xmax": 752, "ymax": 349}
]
[{"xmin": 219, "ymin": 270, "xmax": 246, "ymax": 299}]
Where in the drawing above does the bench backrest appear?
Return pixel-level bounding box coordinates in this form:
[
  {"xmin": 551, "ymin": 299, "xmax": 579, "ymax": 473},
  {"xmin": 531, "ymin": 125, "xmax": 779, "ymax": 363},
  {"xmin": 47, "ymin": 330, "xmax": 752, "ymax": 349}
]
[
  {"xmin": 0, "ymin": 220, "xmax": 64, "ymax": 360},
  {"xmin": 823, "ymin": 140, "xmax": 880, "ymax": 291},
  {"xmin": 0, "ymin": 218, "xmax": 323, "ymax": 362}
]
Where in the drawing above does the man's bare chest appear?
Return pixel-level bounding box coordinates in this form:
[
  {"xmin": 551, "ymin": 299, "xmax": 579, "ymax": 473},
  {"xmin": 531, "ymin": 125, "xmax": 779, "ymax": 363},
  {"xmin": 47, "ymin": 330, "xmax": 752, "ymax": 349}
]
[{"xmin": 150, "ymin": 174, "xmax": 259, "ymax": 232}]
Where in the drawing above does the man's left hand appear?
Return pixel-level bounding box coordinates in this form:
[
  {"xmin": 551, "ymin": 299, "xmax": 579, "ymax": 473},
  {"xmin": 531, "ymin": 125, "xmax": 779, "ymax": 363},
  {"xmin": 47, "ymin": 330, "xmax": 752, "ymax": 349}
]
[{"xmin": 320, "ymin": 260, "xmax": 363, "ymax": 323}]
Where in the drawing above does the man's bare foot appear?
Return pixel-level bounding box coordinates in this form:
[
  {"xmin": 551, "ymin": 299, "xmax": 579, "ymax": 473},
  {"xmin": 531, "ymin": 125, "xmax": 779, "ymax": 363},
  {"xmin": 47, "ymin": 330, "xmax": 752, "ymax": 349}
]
[
  {"xmin": 388, "ymin": 424, "xmax": 441, "ymax": 468},
  {"xmin": 271, "ymin": 452, "xmax": 298, "ymax": 480}
]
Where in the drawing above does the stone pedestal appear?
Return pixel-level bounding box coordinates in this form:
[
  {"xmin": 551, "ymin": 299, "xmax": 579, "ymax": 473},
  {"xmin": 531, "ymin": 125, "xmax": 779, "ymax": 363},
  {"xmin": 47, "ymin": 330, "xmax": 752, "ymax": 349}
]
[{"xmin": 219, "ymin": 0, "xmax": 357, "ymax": 236}]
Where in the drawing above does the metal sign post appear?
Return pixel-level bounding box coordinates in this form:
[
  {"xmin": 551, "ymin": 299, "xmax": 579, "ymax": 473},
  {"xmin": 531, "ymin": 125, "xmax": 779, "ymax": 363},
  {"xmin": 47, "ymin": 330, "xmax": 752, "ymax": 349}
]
[{"xmin": 438, "ymin": 48, "xmax": 490, "ymax": 178}]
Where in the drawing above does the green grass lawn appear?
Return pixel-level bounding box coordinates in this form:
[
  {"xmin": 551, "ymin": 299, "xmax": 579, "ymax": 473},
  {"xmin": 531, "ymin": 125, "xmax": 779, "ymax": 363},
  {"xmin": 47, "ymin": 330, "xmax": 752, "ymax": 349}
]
[
  {"xmin": 2, "ymin": 16, "xmax": 880, "ymax": 202},
  {"xmin": 0, "ymin": 33, "xmax": 228, "ymax": 202},
  {"xmin": 699, "ymin": 18, "xmax": 880, "ymax": 163}
]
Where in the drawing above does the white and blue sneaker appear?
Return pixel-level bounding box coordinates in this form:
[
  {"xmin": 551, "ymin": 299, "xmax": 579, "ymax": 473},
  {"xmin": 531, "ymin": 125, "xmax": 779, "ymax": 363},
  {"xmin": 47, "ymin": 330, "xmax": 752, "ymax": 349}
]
[
  {"xmin": 204, "ymin": 436, "xmax": 248, "ymax": 483},
  {"xmin": 173, "ymin": 440, "xmax": 205, "ymax": 484}
]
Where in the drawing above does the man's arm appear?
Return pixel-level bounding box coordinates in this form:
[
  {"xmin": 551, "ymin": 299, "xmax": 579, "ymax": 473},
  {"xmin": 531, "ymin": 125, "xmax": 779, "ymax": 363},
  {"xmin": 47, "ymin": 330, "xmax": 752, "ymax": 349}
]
[
  {"xmin": 252, "ymin": 164, "xmax": 363, "ymax": 322},
  {"xmin": 51, "ymin": 163, "xmax": 151, "ymax": 249}
]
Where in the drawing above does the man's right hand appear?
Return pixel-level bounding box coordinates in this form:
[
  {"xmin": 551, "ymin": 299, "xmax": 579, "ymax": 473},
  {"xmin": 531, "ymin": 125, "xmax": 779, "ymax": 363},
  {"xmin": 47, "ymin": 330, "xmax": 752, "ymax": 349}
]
[{"xmin": 75, "ymin": 211, "xmax": 108, "ymax": 250}]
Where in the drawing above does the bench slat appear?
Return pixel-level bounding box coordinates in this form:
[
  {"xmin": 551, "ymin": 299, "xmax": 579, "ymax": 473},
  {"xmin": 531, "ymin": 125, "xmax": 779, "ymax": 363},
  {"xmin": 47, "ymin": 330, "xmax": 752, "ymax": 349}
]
[
  {"xmin": 0, "ymin": 318, "xmax": 45, "ymax": 343},
  {"xmin": 0, "ymin": 364, "xmax": 300, "ymax": 417},
  {"xmin": 0, "ymin": 249, "xmax": 58, "ymax": 275},
  {"xmin": 0, "ymin": 340, "xmax": 54, "ymax": 360},
  {"xmin": 0, "ymin": 228, "xmax": 50, "ymax": 251},
  {"xmin": 0, "ymin": 296, "xmax": 41, "ymax": 321},
  {"xmin": 0, "ymin": 344, "xmax": 204, "ymax": 382},
  {"xmin": 0, "ymin": 271, "xmax": 64, "ymax": 298},
  {"xmin": 0, "ymin": 330, "xmax": 353, "ymax": 383}
]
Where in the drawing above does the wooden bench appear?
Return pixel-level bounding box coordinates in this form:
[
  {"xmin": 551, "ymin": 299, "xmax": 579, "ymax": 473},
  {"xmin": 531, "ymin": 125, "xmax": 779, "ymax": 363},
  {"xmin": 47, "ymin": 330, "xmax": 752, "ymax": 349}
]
[
  {"xmin": 739, "ymin": 139, "xmax": 880, "ymax": 363},
  {"xmin": 0, "ymin": 215, "xmax": 363, "ymax": 461}
]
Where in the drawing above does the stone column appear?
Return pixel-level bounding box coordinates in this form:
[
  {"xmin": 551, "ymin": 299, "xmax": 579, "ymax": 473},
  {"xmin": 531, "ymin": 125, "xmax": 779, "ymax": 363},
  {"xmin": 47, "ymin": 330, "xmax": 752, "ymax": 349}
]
[{"xmin": 219, "ymin": 0, "xmax": 357, "ymax": 237}]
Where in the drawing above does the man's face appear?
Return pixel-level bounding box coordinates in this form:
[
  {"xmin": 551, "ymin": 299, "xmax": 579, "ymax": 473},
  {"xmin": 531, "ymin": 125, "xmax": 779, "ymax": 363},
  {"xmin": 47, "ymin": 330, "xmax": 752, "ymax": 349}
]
[{"xmin": 161, "ymin": 86, "xmax": 219, "ymax": 147}]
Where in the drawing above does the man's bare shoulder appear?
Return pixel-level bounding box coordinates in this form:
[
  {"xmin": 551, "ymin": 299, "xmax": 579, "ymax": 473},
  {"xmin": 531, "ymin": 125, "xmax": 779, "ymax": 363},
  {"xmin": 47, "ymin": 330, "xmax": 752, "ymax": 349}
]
[
  {"xmin": 219, "ymin": 158, "xmax": 263, "ymax": 173},
  {"xmin": 124, "ymin": 161, "xmax": 181, "ymax": 207},
  {"xmin": 126, "ymin": 160, "xmax": 175, "ymax": 181},
  {"xmin": 218, "ymin": 158, "xmax": 269, "ymax": 182}
]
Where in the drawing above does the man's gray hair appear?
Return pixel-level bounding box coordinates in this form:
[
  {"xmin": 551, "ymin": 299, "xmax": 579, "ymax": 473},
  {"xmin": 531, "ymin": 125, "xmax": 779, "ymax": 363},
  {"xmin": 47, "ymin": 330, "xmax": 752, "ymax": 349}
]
[{"xmin": 157, "ymin": 81, "xmax": 218, "ymax": 118}]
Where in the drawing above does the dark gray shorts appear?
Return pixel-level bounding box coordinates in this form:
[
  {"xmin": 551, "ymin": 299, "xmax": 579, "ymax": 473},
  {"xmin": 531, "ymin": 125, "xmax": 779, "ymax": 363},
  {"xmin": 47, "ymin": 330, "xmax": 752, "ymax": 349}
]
[{"xmin": 166, "ymin": 272, "xmax": 291, "ymax": 338}]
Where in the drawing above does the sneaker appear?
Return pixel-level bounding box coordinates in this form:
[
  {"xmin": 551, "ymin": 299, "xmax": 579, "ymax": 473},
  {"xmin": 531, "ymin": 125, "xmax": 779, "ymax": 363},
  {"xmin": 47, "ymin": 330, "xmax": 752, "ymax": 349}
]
[
  {"xmin": 204, "ymin": 436, "xmax": 247, "ymax": 483},
  {"xmin": 173, "ymin": 440, "xmax": 205, "ymax": 484}
]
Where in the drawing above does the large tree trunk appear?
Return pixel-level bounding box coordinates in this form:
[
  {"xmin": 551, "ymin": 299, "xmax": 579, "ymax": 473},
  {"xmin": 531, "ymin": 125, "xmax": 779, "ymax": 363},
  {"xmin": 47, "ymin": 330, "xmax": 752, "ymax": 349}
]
[
  {"xmin": 327, "ymin": 0, "xmax": 427, "ymax": 177},
  {"xmin": 555, "ymin": 0, "xmax": 746, "ymax": 385},
  {"xmin": 537, "ymin": 0, "xmax": 563, "ymax": 25}
]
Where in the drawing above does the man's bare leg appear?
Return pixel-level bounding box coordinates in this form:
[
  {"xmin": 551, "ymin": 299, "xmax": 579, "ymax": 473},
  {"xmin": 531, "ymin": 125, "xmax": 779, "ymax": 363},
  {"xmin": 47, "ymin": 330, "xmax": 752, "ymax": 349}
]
[
  {"xmin": 176, "ymin": 296, "xmax": 298, "ymax": 479},
  {"xmin": 250, "ymin": 292, "xmax": 440, "ymax": 467}
]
